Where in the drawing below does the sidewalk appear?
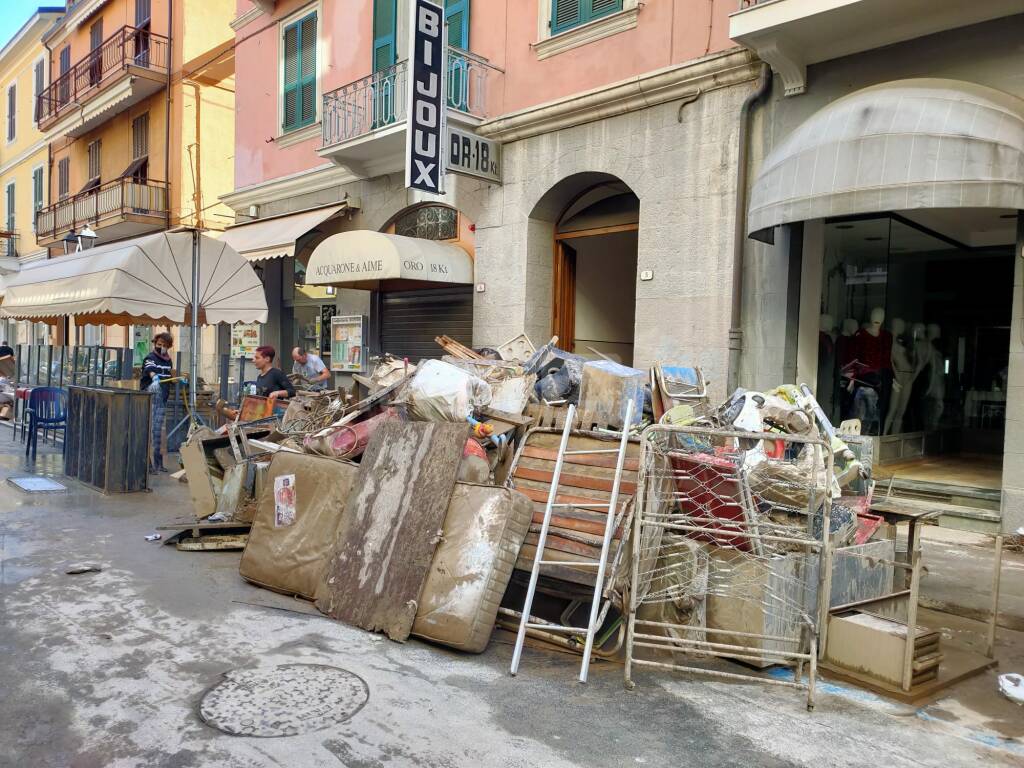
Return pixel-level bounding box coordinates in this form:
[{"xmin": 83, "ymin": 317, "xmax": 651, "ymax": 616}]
[{"xmin": 1, "ymin": 438, "xmax": 1022, "ymax": 767}]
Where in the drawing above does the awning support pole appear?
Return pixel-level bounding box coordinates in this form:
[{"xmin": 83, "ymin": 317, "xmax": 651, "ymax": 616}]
[{"xmin": 190, "ymin": 228, "xmax": 200, "ymax": 418}]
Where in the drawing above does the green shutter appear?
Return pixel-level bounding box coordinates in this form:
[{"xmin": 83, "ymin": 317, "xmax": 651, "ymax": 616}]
[
  {"xmin": 283, "ymin": 12, "xmax": 317, "ymax": 132},
  {"xmin": 372, "ymin": 0, "xmax": 397, "ymax": 72},
  {"xmin": 551, "ymin": 0, "xmax": 621, "ymax": 34},
  {"xmin": 551, "ymin": 0, "xmax": 582, "ymax": 33},
  {"xmin": 33, "ymin": 168, "xmax": 43, "ymax": 212},
  {"xmin": 446, "ymin": 0, "xmax": 469, "ymax": 49}
]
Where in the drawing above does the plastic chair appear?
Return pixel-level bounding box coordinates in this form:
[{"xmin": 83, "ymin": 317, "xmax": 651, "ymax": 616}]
[{"xmin": 25, "ymin": 387, "xmax": 67, "ymax": 461}]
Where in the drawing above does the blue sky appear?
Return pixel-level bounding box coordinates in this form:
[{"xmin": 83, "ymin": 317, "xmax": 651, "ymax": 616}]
[{"xmin": 0, "ymin": 2, "xmax": 62, "ymax": 53}]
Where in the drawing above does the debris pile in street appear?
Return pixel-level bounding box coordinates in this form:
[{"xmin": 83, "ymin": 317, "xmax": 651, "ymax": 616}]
[{"xmin": 162, "ymin": 332, "xmax": 995, "ymax": 707}]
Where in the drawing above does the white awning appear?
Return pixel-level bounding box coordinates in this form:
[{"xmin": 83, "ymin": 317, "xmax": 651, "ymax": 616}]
[
  {"xmin": 748, "ymin": 79, "xmax": 1024, "ymax": 237},
  {"xmin": 306, "ymin": 231, "xmax": 474, "ymax": 286},
  {"xmin": 0, "ymin": 230, "xmax": 268, "ymax": 325},
  {"xmin": 218, "ymin": 204, "xmax": 347, "ymax": 262},
  {"xmin": 0, "ymin": 256, "xmax": 20, "ymax": 275}
]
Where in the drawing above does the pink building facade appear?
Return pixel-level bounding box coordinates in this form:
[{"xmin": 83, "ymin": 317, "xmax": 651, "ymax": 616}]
[{"xmin": 221, "ymin": 0, "xmax": 759, "ymax": 388}]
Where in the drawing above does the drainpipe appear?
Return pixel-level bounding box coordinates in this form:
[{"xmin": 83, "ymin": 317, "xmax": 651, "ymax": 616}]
[
  {"xmin": 164, "ymin": 0, "xmax": 173, "ymax": 231},
  {"xmin": 726, "ymin": 62, "xmax": 771, "ymax": 394},
  {"xmin": 185, "ymin": 79, "xmax": 202, "ymax": 229}
]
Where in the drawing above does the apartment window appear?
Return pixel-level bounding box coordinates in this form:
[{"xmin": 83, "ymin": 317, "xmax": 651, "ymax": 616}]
[
  {"xmin": 135, "ymin": 0, "xmax": 152, "ymax": 66},
  {"xmin": 551, "ymin": 0, "xmax": 622, "ymax": 34},
  {"xmin": 33, "ymin": 59, "xmax": 44, "ymax": 123},
  {"xmin": 89, "ymin": 19, "xmax": 104, "ymax": 87},
  {"xmin": 282, "ymin": 12, "xmax": 317, "ymax": 132},
  {"xmin": 87, "ymin": 140, "xmax": 101, "ymax": 188},
  {"xmin": 58, "ymin": 157, "xmax": 69, "ymax": 200},
  {"xmin": 58, "ymin": 45, "xmax": 71, "ymax": 105},
  {"xmin": 372, "ymin": 0, "xmax": 396, "ymax": 73},
  {"xmin": 5, "ymin": 182, "xmax": 14, "ymax": 258},
  {"xmin": 126, "ymin": 113, "xmax": 149, "ymax": 181},
  {"xmin": 6, "ymin": 84, "xmax": 15, "ymax": 142},
  {"xmin": 32, "ymin": 167, "xmax": 43, "ymax": 232}
]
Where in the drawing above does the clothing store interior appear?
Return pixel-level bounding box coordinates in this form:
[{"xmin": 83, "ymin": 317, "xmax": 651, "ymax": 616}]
[{"xmin": 816, "ymin": 210, "xmax": 1018, "ymax": 494}]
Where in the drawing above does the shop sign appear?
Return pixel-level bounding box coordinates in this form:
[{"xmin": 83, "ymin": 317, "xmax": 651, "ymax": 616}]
[
  {"xmin": 231, "ymin": 323, "xmax": 260, "ymax": 359},
  {"xmin": 405, "ymin": 0, "xmax": 446, "ymax": 195},
  {"xmin": 447, "ymin": 126, "xmax": 501, "ymax": 184}
]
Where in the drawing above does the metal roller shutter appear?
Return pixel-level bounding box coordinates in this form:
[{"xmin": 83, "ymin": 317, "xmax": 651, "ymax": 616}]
[{"xmin": 380, "ymin": 286, "xmax": 473, "ymax": 362}]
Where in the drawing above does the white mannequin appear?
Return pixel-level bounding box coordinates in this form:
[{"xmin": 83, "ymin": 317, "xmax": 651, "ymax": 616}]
[
  {"xmin": 820, "ymin": 314, "xmax": 836, "ymax": 337},
  {"xmin": 912, "ymin": 322, "xmax": 930, "ymax": 378},
  {"xmin": 884, "ymin": 318, "xmax": 915, "ymax": 434},
  {"xmin": 841, "ymin": 318, "xmax": 858, "ymax": 337},
  {"xmin": 923, "ymin": 323, "xmax": 945, "ymax": 430},
  {"xmin": 864, "ymin": 307, "xmax": 885, "ymax": 337}
]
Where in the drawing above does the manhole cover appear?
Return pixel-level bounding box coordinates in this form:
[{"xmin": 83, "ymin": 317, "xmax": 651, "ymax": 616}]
[
  {"xmin": 200, "ymin": 664, "xmax": 369, "ymax": 737},
  {"xmin": 8, "ymin": 476, "xmax": 67, "ymax": 493}
]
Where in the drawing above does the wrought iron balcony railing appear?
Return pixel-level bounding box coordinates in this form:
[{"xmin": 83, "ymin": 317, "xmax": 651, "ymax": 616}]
[
  {"xmin": 322, "ymin": 48, "xmax": 502, "ymax": 149},
  {"xmin": 35, "ymin": 177, "xmax": 168, "ymax": 243},
  {"xmin": 36, "ymin": 26, "xmax": 169, "ymax": 128}
]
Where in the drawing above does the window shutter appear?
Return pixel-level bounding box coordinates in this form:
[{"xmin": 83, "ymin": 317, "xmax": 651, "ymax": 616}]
[
  {"xmin": 551, "ymin": 0, "xmax": 582, "ymax": 33},
  {"xmin": 298, "ymin": 14, "xmax": 317, "ymax": 125},
  {"xmin": 58, "ymin": 157, "xmax": 69, "ymax": 200},
  {"xmin": 282, "ymin": 20, "xmax": 300, "ymax": 130},
  {"xmin": 33, "ymin": 168, "xmax": 43, "ymax": 212},
  {"xmin": 7, "ymin": 85, "xmax": 15, "ymax": 141},
  {"xmin": 6, "ymin": 183, "xmax": 13, "ymax": 256},
  {"xmin": 132, "ymin": 113, "xmax": 149, "ymax": 159},
  {"xmin": 136, "ymin": 0, "xmax": 152, "ymax": 26},
  {"xmin": 446, "ymin": 0, "xmax": 470, "ymax": 49},
  {"xmin": 589, "ymin": 0, "xmax": 622, "ymax": 19},
  {"xmin": 372, "ymin": 0, "xmax": 397, "ymax": 72}
]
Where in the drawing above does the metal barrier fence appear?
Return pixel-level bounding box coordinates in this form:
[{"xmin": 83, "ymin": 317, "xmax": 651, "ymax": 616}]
[
  {"xmin": 14, "ymin": 345, "xmax": 135, "ymax": 389},
  {"xmin": 625, "ymin": 424, "xmax": 835, "ymax": 710}
]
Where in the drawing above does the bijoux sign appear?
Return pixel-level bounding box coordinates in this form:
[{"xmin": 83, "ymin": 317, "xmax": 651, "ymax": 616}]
[{"xmin": 405, "ymin": 0, "xmax": 446, "ymax": 195}]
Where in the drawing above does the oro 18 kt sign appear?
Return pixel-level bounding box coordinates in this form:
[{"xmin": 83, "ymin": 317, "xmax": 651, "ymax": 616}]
[{"xmin": 405, "ymin": 0, "xmax": 446, "ymax": 195}]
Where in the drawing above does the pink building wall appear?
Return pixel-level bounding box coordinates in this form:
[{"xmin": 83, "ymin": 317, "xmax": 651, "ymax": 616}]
[{"xmin": 233, "ymin": 0, "xmax": 739, "ymax": 190}]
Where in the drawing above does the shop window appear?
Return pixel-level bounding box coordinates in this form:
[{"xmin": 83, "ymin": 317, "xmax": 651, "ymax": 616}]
[
  {"xmin": 395, "ymin": 205, "xmax": 457, "ymax": 241},
  {"xmin": 817, "ymin": 213, "xmax": 1014, "ymax": 483},
  {"xmin": 282, "ymin": 11, "xmax": 317, "ymax": 132}
]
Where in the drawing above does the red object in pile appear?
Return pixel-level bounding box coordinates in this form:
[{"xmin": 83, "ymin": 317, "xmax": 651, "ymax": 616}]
[{"xmin": 463, "ymin": 438, "xmax": 487, "ymax": 460}]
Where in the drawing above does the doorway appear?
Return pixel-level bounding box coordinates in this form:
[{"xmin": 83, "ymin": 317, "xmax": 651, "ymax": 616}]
[{"xmin": 553, "ymin": 189, "xmax": 639, "ymax": 365}]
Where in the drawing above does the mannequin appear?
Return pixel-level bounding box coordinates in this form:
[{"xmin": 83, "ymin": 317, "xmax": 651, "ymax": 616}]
[
  {"xmin": 836, "ymin": 318, "xmax": 859, "ymax": 368},
  {"xmin": 884, "ymin": 318, "xmax": 916, "ymax": 434},
  {"xmin": 853, "ymin": 307, "xmax": 893, "ymax": 433},
  {"xmin": 922, "ymin": 323, "xmax": 945, "ymax": 431},
  {"xmin": 818, "ymin": 314, "xmax": 837, "ymax": 420}
]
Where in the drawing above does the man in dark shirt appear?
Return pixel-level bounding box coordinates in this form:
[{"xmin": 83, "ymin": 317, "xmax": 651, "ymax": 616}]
[
  {"xmin": 0, "ymin": 341, "xmax": 14, "ymax": 359},
  {"xmin": 253, "ymin": 345, "xmax": 295, "ymax": 400}
]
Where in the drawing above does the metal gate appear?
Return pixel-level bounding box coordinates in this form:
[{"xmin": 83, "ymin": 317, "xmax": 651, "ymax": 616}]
[{"xmin": 379, "ymin": 286, "xmax": 473, "ymax": 361}]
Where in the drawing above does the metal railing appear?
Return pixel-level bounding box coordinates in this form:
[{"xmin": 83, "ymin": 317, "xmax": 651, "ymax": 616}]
[
  {"xmin": 37, "ymin": 26, "xmax": 169, "ymax": 127},
  {"xmin": 35, "ymin": 177, "xmax": 168, "ymax": 242},
  {"xmin": 14, "ymin": 344, "xmax": 135, "ymax": 389},
  {"xmin": 322, "ymin": 47, "xmax": 501, "ymax": 148}
]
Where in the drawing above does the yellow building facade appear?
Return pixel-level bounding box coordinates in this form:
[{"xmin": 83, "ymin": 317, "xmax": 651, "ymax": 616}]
[
  {"xmin": 22, "ymin": 0, "xmax": 236, "ymax": 351},
  {"xmin": 0, "ymin": 7, "xmax": 64, "ymax": 347}
]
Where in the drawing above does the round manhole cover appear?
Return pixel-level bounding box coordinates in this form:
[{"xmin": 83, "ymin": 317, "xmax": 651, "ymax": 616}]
[{"xmin": 200, "ymin": 663, "xmax": 369, "ymax": 737}]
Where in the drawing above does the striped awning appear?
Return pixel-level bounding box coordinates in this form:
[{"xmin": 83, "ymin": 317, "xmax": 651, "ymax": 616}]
[
  {"xmin": 748, "ymin": 79, "xmax": 1024, "ymax": 238},
  {"xmin": 218, "ymin": 204, "xmax": 348, "ymax": 262}
]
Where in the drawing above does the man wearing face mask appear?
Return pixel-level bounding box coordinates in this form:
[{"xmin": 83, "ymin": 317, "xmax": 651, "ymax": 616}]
[{"xmin": 140, "ymin": 332, "xmax": 174, "ymax": 473}]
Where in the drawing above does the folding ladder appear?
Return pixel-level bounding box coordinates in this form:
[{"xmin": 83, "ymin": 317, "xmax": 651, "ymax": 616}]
[{"xmin": 510, "ymin": 399, "xmax": 635, "ymax": 683}]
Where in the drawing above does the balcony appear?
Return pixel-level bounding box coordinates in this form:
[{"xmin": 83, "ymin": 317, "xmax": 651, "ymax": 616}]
[
  {"xmin": 319, "ymin": 48, "xmax": 503, "ymax": 177},
  {"xmin": 37, "ymin": 26, "xmax": 169, "ymax": 137},
  {"xmin": 35, "ymin": 177, "xmax": 168, "ymax": 247},
  {"xmin": 729, "ymin": 0, "xmax": 1024, "ymax": 96}
]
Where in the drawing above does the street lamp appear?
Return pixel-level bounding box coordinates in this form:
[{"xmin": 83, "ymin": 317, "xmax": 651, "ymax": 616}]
[
  {"xmin": 61, "ymin": 225, "xmax": 98, "ymax": 254},
  {"xmin": 79, "ymin": 225, "xmax": 97, "ymax": 250},
  {"xmin": 62, "ymin": 228, "xmax": 78, "ymax": 254}
]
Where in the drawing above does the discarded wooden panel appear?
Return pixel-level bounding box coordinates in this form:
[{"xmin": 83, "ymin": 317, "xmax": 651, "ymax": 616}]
[
  {"xmin": 214, "ymin": 463, "xmax": 249, "ymax": 521},
  {"xmin": 177, "ymin": 533, "xmax": 249, "ymax": 551},
  {"xmin": 180, "ymin": 427, "xmax": 220, "ymax": 519},
  {"xmin": 520, "ymin": 444, "xmax": 639, "ymax": 472},
  {"xmin": 315, "ymin": 421, "xmax": 468, "ymax": 641},
  {"xmin": 576, "ymin": 361, "xmax": 645, "ymax": 430}
]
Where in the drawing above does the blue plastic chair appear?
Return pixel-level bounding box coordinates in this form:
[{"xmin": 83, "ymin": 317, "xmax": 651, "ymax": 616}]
[{"xmin": 25, "ymin": 387, "xmax": 67, "ymax": 461}]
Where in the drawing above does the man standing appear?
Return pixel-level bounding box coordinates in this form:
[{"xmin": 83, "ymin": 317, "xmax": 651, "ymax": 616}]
[
  {"xmin": 253, "ymin": 346, "xmax": 295, "ymax": 401},
  {"xmin": 0, "ymin": 340, "xmax": 13, "ymax": 359},
  {"xmin": 140, "ymin": 332, "xmax": 174, "ymax": 474},
  {"xmin": 291, "ymin": 346, "xmax": 331, "ymax": 390}
]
